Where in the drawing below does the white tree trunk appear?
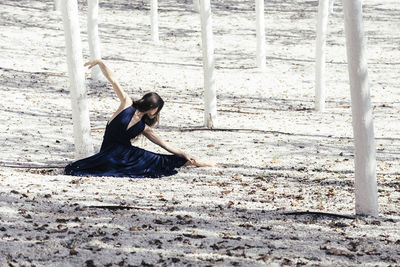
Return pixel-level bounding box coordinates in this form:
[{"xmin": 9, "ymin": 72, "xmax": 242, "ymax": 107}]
[
  {"xmin": 315, "ymin": 0, "xmax": 329, "ymax": 112},
  {"xmin": 342, "ymin": 0, "xmax": 378, "ymax": 216},
  {"xmin": 151, "ymin": 0, "xmax": 159, "ymax": 43},
  {"xmin": 61, "ymin": 0, "xmax": 94, "ymax": 159},
  {"xmin": 199, "ymin": 0, "xmax": 217, "ymax": 128},
  {"xmin": 87, "ymin": 0, "xmax": 103, "ymax": 80},
  {"xmin": 193, "ymin": 0, "xmax": 200, "ymax": 12},
  {"xmin": 54, "ymin": 0, "xmax": 61, "ymax": 12},
  {"xmin": 255, "ymin": 0, "xmax": 266, "ymax": 70},
  {"xmin": 329, "ymin": 0, "xmax": 335, "ymax": 13}
]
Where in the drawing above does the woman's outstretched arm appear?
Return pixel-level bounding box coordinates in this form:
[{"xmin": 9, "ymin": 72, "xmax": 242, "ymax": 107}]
[
  {"xmin": 142, "ymin": 126, "xmax": 215, "ymax": 167},
  {"xmin": 142, "ymin": 126, "xmax": 194, "ymax": 163},
  {"xmin": 84, "ymin": 59, "xmax": 131, "ymax": 105}
]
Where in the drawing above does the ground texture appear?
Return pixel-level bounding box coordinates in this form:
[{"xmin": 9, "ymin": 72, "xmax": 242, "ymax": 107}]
[{"xmin": 0, "ymin": 0, "xmax": 399, "ymax": 266}]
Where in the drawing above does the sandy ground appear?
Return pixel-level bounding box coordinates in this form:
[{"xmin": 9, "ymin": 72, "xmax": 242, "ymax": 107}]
[{"xmin": 0, "ymin": 0, "xmax": 399, "ymax": 266}]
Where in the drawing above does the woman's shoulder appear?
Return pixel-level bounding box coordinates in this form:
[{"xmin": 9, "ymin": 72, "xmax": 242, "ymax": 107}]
[
  {"xmin": 118, "ymin": 103, "xmax": 134, "ymax": 114},
  {"xmin": 108, "ymin": 104, "xmax": 134, "ymax": 125},
  {"xmin": 121, "ymin": 95, "xmax": 133, "ymax": 106}
]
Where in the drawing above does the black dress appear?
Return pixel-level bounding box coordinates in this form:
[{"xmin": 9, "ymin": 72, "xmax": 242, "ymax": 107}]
[{"xmin": 64, "ymin": 106, "xmax": 187, "ymax": 178}]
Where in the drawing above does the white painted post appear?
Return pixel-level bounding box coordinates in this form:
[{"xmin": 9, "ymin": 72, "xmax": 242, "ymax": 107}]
[
  {"xmin": 255, "ymin": 0, "xmax": 266, "ymax": 70},
  {"xmin": 54, "ymin": 0, "xmax": 61, "ymax": 12},
  {"xmin": 315, "ymin": 0, "xmax": 329, "ymax": 112},
  {"xmin": 87, "ymin": 0, "xmax": 103, "ymax": 80},
  {"xmin": 199, "ymin": 0, "xmax": 217, "ymax": 128},
  {"xmin": 61, "ymin": 0, "xmax": 94, "ymax": 159},
  {"xmin": 342, "ymin": 0, "xmax": 378, "ymax": 216},
  {"xmin": 193, "ymin": 0, "xmax": 200, "ymax": 12},
  {"xmin": 329, "ymin": 0, "xmax": 335, "ymax": 13},
  {"xmin": 151, "ymin": 0, "xmax": 159, "ymax": 43}
]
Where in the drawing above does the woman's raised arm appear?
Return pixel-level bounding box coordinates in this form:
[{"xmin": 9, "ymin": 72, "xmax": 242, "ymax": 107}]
[{"xmin": 85, "ymin": 59, "xmax": 131, "ymax": 105}]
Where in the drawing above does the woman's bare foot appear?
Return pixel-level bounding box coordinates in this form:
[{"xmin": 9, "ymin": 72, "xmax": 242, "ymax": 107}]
[
  {"xmin": 193, "ymin": 159, "xmax": 215, "ymax": 167},
  {"xmin": 184, "ymin": 159, "xmax": 215, "ymax": 167}
]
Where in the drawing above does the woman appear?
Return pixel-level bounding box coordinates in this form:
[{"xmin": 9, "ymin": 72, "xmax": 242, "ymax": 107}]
[{"xmin": 65, "ymin": 59, "xmax": 213, "ymax": 178}]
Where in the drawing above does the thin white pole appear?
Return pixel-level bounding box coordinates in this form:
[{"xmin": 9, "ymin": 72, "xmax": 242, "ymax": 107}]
[
  {"xmin": 342, "ymin": 0, "xmax": 378, "ymax": 216},
  {"xmin": 193, "ymin": 0, "xmax": 200, "ymax": 12},
  {"xmin": 329, "ymin": 0, "xmax": 335, "ymax": 13},
  {"xmin": 151, "ymin": 0, "xmax": 159, "ymax": 43},
  {"xmin": 61, "ymin": 0, "xmax": 94, "ymax": 159},
  {"xmin": 315, "ymin": 0, "xmax": 329, "ymax": 112},
  {"xmin": 199, "ymin": 0, "xmax": 217, "ymax": 128},
  {"xmin": 255, "ymin": 0, "xmax": 266, "ymax": 70},
  {"xmin": 87, "ymin": 0, "xmax": 103, "ymax": 80},
  {"xmin": 54, "ymin": 0, "xmax": 61, "ymax": 12}
]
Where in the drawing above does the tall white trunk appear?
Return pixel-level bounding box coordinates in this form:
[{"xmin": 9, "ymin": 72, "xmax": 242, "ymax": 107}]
[
  {"xmin": 315, "ymin": 0, "xmax": 329, "ymax": 112},
  {"xmin": 199, "ymin": 0, "xmax": 217, "ymax": 128},
  {"xmin": 342, "ymin": 0, "xmax": 378, "ymax": 216},
  {"xmin": 151, "ymin": 0, "xmax": 159, "ymax": 43},
  {"xmin": 87, "ymin": 0, "xmax": 103, "ymax": 80},
  {"xmin": 54, "ymin": 0, "xmax": 61, "ymax": 12},
  {"xmin": 329, "ymin": 0, "xmax": 335, "ymax": 13},
  {"xmin": 61, "ymin": 0, "xmax": 94, "ymax": 159},
  {"xmin": 255, "ymin": 0, "xmax": 266, "ymax": 70},
  {"xmin": 193, "ymin": 0, "xmax": 200, "ymax": 12}
]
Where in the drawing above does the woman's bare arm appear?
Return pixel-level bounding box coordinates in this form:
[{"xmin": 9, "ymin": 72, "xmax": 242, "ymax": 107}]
[
  {"xmin": 84, "ymin": 59, "xmax": 132, "ymax": 106},
  {"xmin": 142, "ymin": 126, "xmax": 195, "ymax": 164}
]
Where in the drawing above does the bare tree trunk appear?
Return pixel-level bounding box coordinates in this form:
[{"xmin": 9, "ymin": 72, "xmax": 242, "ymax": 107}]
[
  {"xmin": 193, "ymin": 0, "xmax": 200, "ymax": 12},
  {"xmin": 342, "ymin": 0, "xmax": 378, "ymax": 216},
  {"xmin": 87, "ymin": 0, "xmax": 103, "ymax": 80},
  {"xmin": 255, "ymin": 0, "xmax": 266, "ymax": 70},
  {"xmin": 199, "ymin": 0, "xmax": 217, "ymax": 128},
  {"xmin": 61, "ymin": 0, "xmax": 94, "ymax": 159},
  {"xmin": 315, "ymin": 0, "xmax": 329, "ymax": 111},
  {"xmin": 151, "ymin": 0, "xmax": 159, "ymax": 43},
  {"xmin": 54, "ymin": 0, "xmax": 61, "ymax": 11},
  {"xmin": 329, "ymin": 0, "xmax": 335, "ymax": 13}
]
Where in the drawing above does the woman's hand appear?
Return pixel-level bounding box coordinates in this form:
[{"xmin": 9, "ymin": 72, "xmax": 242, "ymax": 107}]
[
  {"xmin": 180, "ymin": 152, "xmax": 195, "ymax": 165},
  {"xmin": 182, "ymin": 154, "xmax": 216, "ymax": 167},
  {"xmin": 84, "ymin": 59, "xmax": 101, "ymax": 69},
  {"xmin": 83, "ymin": 59, "xmax": 129, "ymax": 104}
]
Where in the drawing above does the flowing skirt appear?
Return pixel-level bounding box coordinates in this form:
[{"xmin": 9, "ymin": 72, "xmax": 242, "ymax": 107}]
[{"xmin": 65, "ymin": 144, "xmax": 187, "ymax": 178}]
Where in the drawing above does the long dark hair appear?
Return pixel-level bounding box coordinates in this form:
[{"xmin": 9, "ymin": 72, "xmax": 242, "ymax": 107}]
[{"xmin": 132, "ymin": 92, "xmax": 164, "ymax": 127}]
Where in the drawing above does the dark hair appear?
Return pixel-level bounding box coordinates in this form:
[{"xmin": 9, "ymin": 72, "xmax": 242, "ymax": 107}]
[{"xmin": 132, "ymin": 92, "xmax": 164, "ymax": 127}]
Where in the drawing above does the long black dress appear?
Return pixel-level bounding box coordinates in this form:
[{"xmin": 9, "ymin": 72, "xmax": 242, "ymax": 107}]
[{"xmin": 64, "ymin": 106, "xmax": 187, "ymax": 178}]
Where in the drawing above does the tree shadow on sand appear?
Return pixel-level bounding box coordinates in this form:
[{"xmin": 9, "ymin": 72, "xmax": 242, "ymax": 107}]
[{"xmin": 0, "ymin": 183, "xmax": 399, "ymax": 265}]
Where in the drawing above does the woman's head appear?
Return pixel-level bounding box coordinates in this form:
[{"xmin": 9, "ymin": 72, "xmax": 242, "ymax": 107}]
[{"xmin": 132, "ymin": 92, "xmax": 164, "ymax": 126}]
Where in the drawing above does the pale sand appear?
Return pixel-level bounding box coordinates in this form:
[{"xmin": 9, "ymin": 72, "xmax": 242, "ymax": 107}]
[{"xmin": 0, "ymin": 0, "xmax": 399, "ymax": 266}]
